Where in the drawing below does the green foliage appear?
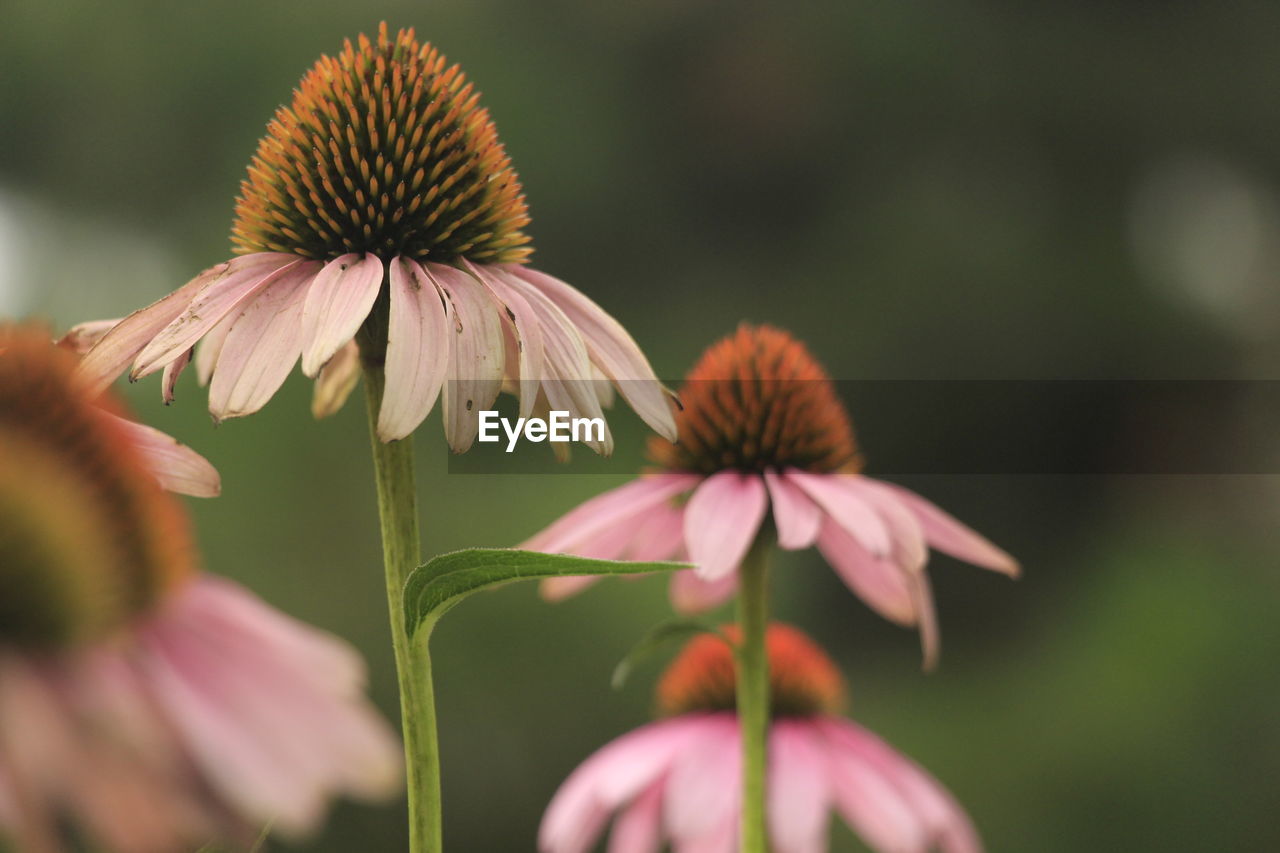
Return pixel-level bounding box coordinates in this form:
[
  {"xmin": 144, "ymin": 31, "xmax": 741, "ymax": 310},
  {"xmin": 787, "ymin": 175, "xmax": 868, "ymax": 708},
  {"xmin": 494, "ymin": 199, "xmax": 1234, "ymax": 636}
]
[
  {"xmin": 403, "ymin": 549, "xmax": 689, "ymax": 639},
  {"xmin": 610, "ymin": 618, "xmax": 727, "ymax": 690}
]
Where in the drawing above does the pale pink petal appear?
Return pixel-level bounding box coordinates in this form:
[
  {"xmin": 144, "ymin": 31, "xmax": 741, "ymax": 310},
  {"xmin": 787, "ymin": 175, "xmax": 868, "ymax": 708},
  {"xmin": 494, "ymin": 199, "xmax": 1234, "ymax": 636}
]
[
  {"xmin": 815, "ymin": 517, "xmax": 915, "ymax": 625},
  {"xmin": 910, "ymin": 571, "xmax": 941, "ymax": 671},
  {"xmin": 511, "ymin": 265, "xmax": 677, "ymax": 441},
  {"xmin": 684, "ymin": 471, "xmax": 768, "ymax": 581},
  {"xmin": 466, "ymin": 262, "xmax": 543, "ymax": 418},
  {"xmin": 785, "ymin": 470, "xmax": 891, "ymax": 558},
  {"xmin": 873, "ymin": 481, "xmax": 1019, "ymax": 576},
  {"xmin": 624, "ymin": 501, "xmax": 686, "ymax": 562},
  {"xmin": 76, "ymin": 262, "xmax": 224, "ymax": 395},
  {"xmin": 523, "ymin": 473, "xmax": 699, "ymax": 555},
  {"xmin": 133, "ymin": 254, "xmax": 301, "ymax": 379},
  {"xmin": 107, "ymin": 415, "xmax": 220, "ymax": 497},
  {"xmin": 194, "ymin": 312, "xmax": 237, "ymax": 386},
  {"xmin": 819, "ymin": 718, "xmax": 982, "ymax": 853},
  {"xmin": 160, "ymin": 347, "xmax": 190, "ymax": 404},
  {"xmin": 669, "ymin": 569, "xmax": 738, "ymax": 614},
  {"xmin": 300, "ymin": 254, "xmax": 384, "ymax": 377},
  {"xmin": 499, "ymin": 268, "xmax": 613, "ymax": 455},
  {"xmin": 608, "ymin": 781, "xmax": 664, "ymax": 853},
  {"xmin": 844, "ymin": 478, "xmax": 928, "ymax": 574},
  {"xmin": 819, "ymin": 720, "xmax": 928, "ymax": 853},
  {"xmin": 541, "ymin": 719, "xmax": 703, "ymax": 853},
  {"xmin": 674, "ymin": 817, "xmax": 737, "ymax": 853},
  {"xmin": 208, "ymin": 261, "xmax": 319, "ymax": 420},
  {"xmin": 768, "ymin": 721, "xmax": 831, "ymax": 853},
  {"xmin": 312, "ymin": 340, "xmax": 361, "ymax": 419},
  {"xmin": 764, "ymin": 469, "xmax": 822, "ymax": 550},
  {"xmin": 663, "ymin": 714, "xmax": 741, "ymax": 844},
  {"xmin": 426, "ymin": 263, "xmax": 505, "ymax": 452},
  {"xmin": 57, "ymin": 318, "xmax": 121, "ymax": 355},
  {"xmin": 377, "ymin": 258, "xmax": 451, "ymax": 440}
]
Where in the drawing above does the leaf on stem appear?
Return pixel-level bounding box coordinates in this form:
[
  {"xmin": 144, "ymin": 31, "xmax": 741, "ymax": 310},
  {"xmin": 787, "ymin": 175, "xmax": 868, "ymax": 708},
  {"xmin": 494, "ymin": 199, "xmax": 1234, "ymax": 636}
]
[{"xmin": 610, "ymin": 619, "xmax": 728, "ymax": 690}]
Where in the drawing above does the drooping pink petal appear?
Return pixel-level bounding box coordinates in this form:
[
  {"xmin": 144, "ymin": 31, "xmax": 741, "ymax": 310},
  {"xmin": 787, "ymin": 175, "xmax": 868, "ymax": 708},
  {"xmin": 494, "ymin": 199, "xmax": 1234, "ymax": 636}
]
[
  {"xmin": 909, "ymin": 570, "xmax": 940, "ymax": 672},
  {"xmin": 57, "ymin": 318, "xmax": 121, "ymax": 355},
  {"xmin": 768, "ymin": 721, "xmax": 831, "ymax": 853},
  {"xmin": 524, "ymin": 474, "xmax": 699, "ymax": 555},
  {"xmin": 107, "ymin": 415, "xmax": 220, "ymax": 497},
  {"xmin": 510, "ymin": 265, "xmax": 677, "ymax": 441},
  {"xmin": 208, "ymin": 261, "xmax": 319, "ymax": 420},
  {"xmin": 815, "ymin": 517, "xmax": 915, "ymax": 626},
  {"xmin": 540, "ymin": 718, "xmax": 703, "ymax": 853},
  {"xmin": 684, "ymin": 471, "xmax": 768, "ymax": 581},
  {"xmin": 819, "ymin": 720, "xmax": 928, "ymax": 853},
  {"xmin": 194, "ymin": 312, "xmax": 237, "ymax": 386},
  {"xmin": 377, "ymin": 258, "xmax": 451, "ymax": 440},
  {"xmin": 873, "ymin": 481, "xmax": 1019, "ymax": 576},
  {"xmin": 764, "ymin": 469, "xmax": 822, "ymax": 550},
  {"xmin": 466, "ymin": 261, "xmax": 543, "ymax": 419},
  {"xmin": 785, "ymin": 471, "xmax": 891, "ymax": 558},
  {"xmin": 624, "ymin": 501, "xmax": 686, "ymax": 562},
  {"xmin": 500, "ymin": 269, "xmax": 612, "ymax": 455},
  {"xmin": 818, "ymin": 718, "xmax": 982, "ymax": 853},
  {"xmin": 76, "ymin": 263, "xmax": 224, "ymax": 395},
  {"xmin": 845, "ymin": 478, "xmax": 928, "ymax": 574},
  {"xmin": 608, "ymin": 781, "xmax": 664, "ymax": 853},
  {"xmin": 663, "ymin": 714, "xmax": 740, "ymax": 846},
  {"xmin": 669, "ymin": 569, "xmax": 737, "ymax": 614},
  {"xmin": 427, "ymin": 263, "xmax": 506, "ymax": 452},
  {"xmin": 133, "ymin": 254, "xmax": 302, "ymax": 380},
  {"xmin": 300, "ymin": 254, "xmax": 384, "ymax": 378},
  {"xmin": 311, "ymin": 340, "xmax": 361, "ymax": 419},
  {"xmin": 160, "ymin": 347, "xmax": 191, "ymax": 404}
]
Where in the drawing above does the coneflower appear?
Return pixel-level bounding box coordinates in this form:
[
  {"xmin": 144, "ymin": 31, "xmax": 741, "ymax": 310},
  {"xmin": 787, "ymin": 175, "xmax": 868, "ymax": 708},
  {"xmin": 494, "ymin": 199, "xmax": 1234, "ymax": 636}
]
[
  {"xmin": 75, "ymin": 22, "xmax": 675, "ymax": 449},
  {"xmin": 0, "ymin": 327, "xmax": 400, "ymax": 852},
  {"xmin": 540, "ymin": 624, "xmax": 982, "ymax": 853}
]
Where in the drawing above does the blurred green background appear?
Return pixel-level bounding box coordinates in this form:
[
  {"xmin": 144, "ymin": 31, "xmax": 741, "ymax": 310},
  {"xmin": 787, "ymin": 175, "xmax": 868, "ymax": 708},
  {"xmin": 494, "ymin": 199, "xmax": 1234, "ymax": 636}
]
[{"xmin": 4, "ymin": 1, "xmax": 1279, "ymax": 850}]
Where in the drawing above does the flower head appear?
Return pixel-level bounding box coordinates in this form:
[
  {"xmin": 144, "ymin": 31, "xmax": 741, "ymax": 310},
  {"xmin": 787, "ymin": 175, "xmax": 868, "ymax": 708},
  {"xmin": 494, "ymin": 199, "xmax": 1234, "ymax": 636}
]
[
  {"xmin": 76, "ymin": 23, "xmax": 675, "ymax": 447},
  {"xmin": 540, "ymin": 624, "xmax": 982, "ymax": 853},
  {"xmin": 527, "ymin": 324, "xmax": 1019, "ymax": 667},
  {"xmin": 0, "ymin": 328, "xmax": 400, "ymax": 851}
]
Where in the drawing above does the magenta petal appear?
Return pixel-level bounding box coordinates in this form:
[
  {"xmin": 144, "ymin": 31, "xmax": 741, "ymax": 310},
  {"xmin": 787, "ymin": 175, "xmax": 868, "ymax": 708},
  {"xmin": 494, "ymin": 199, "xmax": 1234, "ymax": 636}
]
[
  {"xmin": 208, "ymin": 262, "xmax": 319, "ymax": 420},
  {"xmin": 134, "ymin": 254, "xmax": 301, "ymax": 380},
  {"xmin": 109, "ymin": 415, "xmax": 220, "ymax": 497},
  {"xmin": 764, "ymin": 469, "xmax": 822, "ymax": 550},
  {"xmin": 663, "ymin": 714, "xmax": 740, "ymax": 844},
  {"xmin": 683, "ymin": 471, "xmax": 768, "ymax": 581},
  {"xmin": 76, "ymin": 263, "xmax": 221, "ymax": 395},
  {"xmin": 511, "ymin": 265, "xmax": 677, "ymax": 441},
  {"xmin": 768, "ymin": 721, "xmax": 831, "ymax": 853},
  {"xmin": 426, "ymin": 263, "xmax": 505, "ymax": 452},
  {"xmin": 300, "ymin": 254, "xmax": 384, "ymax": 377},
  {"xmin": 523, "ymin": 474, "xmax": 699, "ymax": 555},
  {"xmin": 819, "ymin": 720, "xmax": 928, "ymax": 853},
  {"xmin": 874, "ymin": 481, "xmax": 1020, "ymax": 576},
  {"xmin": 607, "ymin": 781, "xmax": 664, "ymax": 853},
  {"xmin": 377, "ymin": 258, "xmax": 450, "ymax": 440},
  {"xmin": 785, "ymin": 471, "xmax": 891, "ymax": 558},
  {"xmin": 815, "ymin": 517, "xmax": 915, "ymax": 625}
]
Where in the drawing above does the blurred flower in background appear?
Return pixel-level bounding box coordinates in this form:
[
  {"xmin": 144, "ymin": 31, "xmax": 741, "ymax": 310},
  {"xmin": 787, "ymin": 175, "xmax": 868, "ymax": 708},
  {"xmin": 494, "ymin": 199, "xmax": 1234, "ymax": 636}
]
[
  {"xmin": 75, "ymin": 23, "xmax": 676, "ymax": 449},
  {"xmin": 0, "ymin": 326, "xmax": 401, "ymax": 852},
  {"xmin": 540, "ymin": 624, "xmax": 980, "ymax": 853},
  {"xmin": 527, "ymin": 325, "xmax": 1017, "ymax": 666}
]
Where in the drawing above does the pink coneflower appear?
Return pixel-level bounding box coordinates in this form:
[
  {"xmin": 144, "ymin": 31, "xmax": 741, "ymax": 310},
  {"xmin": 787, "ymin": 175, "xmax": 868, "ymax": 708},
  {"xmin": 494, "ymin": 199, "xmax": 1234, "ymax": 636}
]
[
  {"xmin": 527, "ymin": 325, "xmax": 1018, "ymax": 666},
  {"xmin": 540, "ymin": 624, "xmax": 981, "ymax": 853},
  {"xmin": 74, "ymin": 23, "xmax": 675, "ymax": 449},
  {"xmin": 0, "ymin": 327, "xmax": 401, "ymax": 852}
]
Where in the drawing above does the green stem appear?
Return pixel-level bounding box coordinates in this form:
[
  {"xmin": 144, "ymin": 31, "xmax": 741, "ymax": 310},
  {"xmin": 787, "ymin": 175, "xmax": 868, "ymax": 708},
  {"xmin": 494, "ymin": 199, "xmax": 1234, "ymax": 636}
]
[
  {"xmin": 736, "ymin": 531, "xmax": 774, "ymax": 853},
  {"xmin": 363, "ymin": 367, "xmax": 441, "ymax": 853}
]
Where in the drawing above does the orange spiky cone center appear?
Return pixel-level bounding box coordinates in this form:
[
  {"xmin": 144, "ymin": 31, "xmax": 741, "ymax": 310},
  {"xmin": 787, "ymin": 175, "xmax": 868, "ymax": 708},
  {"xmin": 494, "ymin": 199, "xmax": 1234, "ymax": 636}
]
[
  {"xmin": 232, "ymin": 22, "xmax": 532, "ymax": 264},
  {"xmin": 0, "ymin": 327, "xmax": 195, "ymax": 650},
  {"xmin": 648, "ymin": 324, "xmax": 861, "ymax": 475},
  {"xmin": 656, "ymin": 624, "xmax": 846, "ymax": 718}
]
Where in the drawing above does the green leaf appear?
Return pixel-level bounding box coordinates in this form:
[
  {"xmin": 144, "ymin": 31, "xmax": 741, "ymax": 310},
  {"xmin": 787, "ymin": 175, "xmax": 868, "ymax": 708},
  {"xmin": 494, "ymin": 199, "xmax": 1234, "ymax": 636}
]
[
  {"xmin": 403, "ymin": 549, "xmax": 690, "ymax": 639},
  {"xmin": 610, "ymin": 618, "xmax": 728, "ymax": 690}
]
